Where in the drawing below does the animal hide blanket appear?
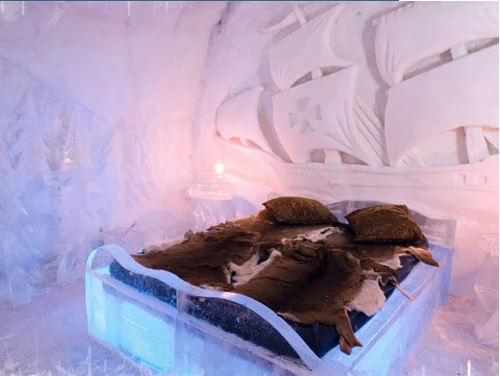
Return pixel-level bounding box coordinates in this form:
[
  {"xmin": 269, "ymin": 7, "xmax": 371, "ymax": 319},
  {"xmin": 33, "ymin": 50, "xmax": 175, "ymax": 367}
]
[{"xmin": 133, "ymin": 208, "xmax": 439, "ymax": 355}]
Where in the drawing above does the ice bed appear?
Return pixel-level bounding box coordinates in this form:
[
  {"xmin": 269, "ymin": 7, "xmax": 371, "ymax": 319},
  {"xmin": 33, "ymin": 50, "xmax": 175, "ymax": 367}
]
[{"xmin": 85, "ymin": 200, "xmax": 455, "ymax": 375}]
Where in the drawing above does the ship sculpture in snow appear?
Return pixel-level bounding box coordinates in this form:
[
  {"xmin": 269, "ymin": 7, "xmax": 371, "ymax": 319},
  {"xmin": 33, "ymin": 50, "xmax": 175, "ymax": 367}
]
[{"xmin": 213, "ymin": 2, "xmax": 499, "ymax": 222}]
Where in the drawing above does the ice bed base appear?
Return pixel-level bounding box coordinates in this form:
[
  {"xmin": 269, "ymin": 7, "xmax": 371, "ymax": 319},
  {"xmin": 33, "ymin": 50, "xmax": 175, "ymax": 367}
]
[
  {"xmin": 86, "ymin": 201, "xmax": 454, "ymax": 376},
  {"xmin": 86, "ymin": 245, "xmax": 451, "ymax": 375}
]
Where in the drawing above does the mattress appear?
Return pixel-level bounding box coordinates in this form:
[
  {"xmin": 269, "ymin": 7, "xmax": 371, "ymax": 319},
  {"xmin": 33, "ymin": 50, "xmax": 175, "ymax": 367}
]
[
  {"xmin": 85, "ymin": 201, "xmax": 455, "ymax": 375},
  {"xmin": 108, "ymin": 254, "xmax": 419, "ymax": 359}
]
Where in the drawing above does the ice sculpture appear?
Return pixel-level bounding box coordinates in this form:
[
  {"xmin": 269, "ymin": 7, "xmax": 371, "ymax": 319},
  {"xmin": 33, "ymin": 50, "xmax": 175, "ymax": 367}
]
[
  {"xmin": 263, "ymin": 3, "xmax": 386, "ymax": 166},
  {"xmin": 0, "ymin": 56, "xmax": 111, "ymax": 305},
  {"xmin": 45, "ymin": 111, "xmax": 111, "ymax": 287},
  {"xmin": 202, "ymin": 2, "xmax": 498, "ymax": 240},
  {"xmin": 213, "ymin": 4, "xmax": 388, "ymax": 167},
  {"xmin": 216, "ymin": 86, "xmax": 274, "ymax": 154},
  {"xmin": 273, "ymin": 66, "xmax": 357, "ymax": 163},
  {"xmin": 374, "ymin": 1, "xmax": 499, "ymax": 86},
  {"xmin": 384, "ymin": 44, "xmax": 499, "ymax": 166},
  {"xmin": 272, "ymin": 66, "xmax": 385, "ymax": 166},
  {"xmin": 268, "ymin": 3, "xmax": 352, "ymax": 91}
]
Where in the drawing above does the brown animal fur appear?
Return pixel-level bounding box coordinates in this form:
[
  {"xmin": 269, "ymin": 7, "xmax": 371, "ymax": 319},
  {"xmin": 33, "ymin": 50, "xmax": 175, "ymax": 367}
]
[{"xmin": 131, "ymin": 209, "xmax": 439, "ymax": 355}]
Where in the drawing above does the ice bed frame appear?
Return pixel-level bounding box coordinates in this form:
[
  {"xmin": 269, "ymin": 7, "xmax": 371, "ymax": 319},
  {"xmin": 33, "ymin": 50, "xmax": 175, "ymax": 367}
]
[{"xmin": 85, "ymin": 201, "xmax": 455, "ymax": 375}]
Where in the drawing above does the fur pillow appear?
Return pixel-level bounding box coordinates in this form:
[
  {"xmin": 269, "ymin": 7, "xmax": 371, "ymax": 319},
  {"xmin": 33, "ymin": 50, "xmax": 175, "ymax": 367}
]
[
  {"xmin": 263, "ymin": 197, "xmax": 338, "ymax": 225},
  {"xmin": 345, "ymin": 204, "xmax": 426, "ymax": 243}
]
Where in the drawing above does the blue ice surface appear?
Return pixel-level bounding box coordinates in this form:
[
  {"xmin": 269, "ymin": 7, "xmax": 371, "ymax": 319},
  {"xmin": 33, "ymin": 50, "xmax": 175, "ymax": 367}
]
[{"xmin": 85, "ymin": 243, "xmax": 452, "ymax": 376}]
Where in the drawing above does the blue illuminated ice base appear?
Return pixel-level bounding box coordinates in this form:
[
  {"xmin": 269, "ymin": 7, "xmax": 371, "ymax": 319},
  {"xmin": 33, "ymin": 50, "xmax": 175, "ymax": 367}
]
[{"xmin": 85, "ymin": 244, "xmax": 452, "ymax": 376}]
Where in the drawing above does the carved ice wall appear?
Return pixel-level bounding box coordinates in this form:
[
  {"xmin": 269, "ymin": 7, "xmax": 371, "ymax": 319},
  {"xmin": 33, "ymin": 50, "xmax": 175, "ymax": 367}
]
[
  {"xmin": 0, "ymin": 2, "xmax": 224, "ymax": 304},
  {"xmin": 194, "ymin": 1, "xmax": 499, "ymax": 298},
  {"xmin": 0, "ymin": 56, "xmax": 111, "ymax": 304}
]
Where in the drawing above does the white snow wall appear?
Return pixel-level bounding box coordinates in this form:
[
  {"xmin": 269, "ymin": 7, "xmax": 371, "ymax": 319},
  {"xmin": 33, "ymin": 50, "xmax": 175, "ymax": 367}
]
[{"xmin": 0, "ymin": 1, "xmax": 225, "ymax": 305}]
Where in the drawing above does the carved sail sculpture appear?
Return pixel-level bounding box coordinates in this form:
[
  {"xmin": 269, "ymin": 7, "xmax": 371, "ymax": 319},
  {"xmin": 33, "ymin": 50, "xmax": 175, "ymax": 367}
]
[
  {"xmin": 376, "ymin": 1, "xmax": 499, "ymax": 166},
  {"xmin": 384, "ymin": 44, "xmax": 499, "ymax": 166},
  {"xmin": 374, "ymin": 1, "xmax": 499, "ymax": 86},
  {"xmin": 272, "ymin": 66, "xmax": 385, "ymax": 166},
  {"xmin": 213, "ymin": 2, "xmax": 498, "ymax": 222},
  {"xmin": 215, "ymin": 86, "xmax": 275, "ymax": 155},
  {"xmin": 268, "ymin": 4, "xmax": 351, "ymax": 91},
  {"xmin": 268, "ymin": 3, "xmax": 386, "ymax": 166}
]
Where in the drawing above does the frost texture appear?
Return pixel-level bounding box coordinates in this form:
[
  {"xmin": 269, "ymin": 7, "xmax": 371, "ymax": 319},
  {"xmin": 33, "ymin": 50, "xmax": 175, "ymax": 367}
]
[
  {"xmin": 473, "ymin": 233, "xmax": 499, "ymax": 347},
  {"xmin": 0, "ymin": 56, "xmax": 112, "ymax": 305}
]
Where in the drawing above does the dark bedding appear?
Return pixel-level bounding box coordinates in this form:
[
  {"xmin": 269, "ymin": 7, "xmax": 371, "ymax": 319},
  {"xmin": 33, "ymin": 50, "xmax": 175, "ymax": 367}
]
[{"xmin": 109, "ymin": 254, "xmax": 418, "ymax": 358}]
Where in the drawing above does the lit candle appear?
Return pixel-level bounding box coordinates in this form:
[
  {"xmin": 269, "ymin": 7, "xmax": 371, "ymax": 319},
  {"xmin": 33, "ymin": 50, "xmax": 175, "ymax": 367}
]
[{"xmin": 214, "ymin": 163, "xmax": 224, "ymax": 179}]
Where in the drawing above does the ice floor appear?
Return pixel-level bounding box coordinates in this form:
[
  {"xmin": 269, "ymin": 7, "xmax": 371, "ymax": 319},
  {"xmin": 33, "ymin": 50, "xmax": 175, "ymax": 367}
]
[{"xmin": 0, "ymin": 282, "xmax": 497, "ymax": 376}]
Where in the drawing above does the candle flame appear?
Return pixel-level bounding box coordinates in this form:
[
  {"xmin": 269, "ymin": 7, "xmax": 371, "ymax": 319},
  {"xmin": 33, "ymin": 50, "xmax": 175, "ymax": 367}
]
[{"xmin": 214, "ymin": 163, "xmax": 224, "ymax": 176}]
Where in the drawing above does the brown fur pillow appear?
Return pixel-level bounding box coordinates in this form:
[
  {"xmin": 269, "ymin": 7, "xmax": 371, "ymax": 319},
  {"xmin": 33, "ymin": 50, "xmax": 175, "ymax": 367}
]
[
  {"xmin": 263, "ymin": 196, "xmax": 338, "ymax": 225},
  {"xmin": 345, "ymin": 204, "xmax": 426, "ymax": 243}
]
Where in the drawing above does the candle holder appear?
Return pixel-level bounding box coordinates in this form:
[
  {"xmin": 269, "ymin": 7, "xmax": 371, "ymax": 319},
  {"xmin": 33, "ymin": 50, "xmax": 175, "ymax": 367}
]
[{"xmin": 188, "ymin": 164, "xmax": 237, "ymax": 230}]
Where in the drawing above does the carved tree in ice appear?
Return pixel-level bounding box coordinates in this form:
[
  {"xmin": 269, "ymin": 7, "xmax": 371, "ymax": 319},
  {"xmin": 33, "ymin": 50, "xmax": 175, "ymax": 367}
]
[{"xmin": 0, "ymin": 56, "xmax": 111, "ymax": 304}]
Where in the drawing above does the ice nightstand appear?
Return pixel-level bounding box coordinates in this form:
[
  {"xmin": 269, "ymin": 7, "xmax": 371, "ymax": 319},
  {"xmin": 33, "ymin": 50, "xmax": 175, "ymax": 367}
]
[{"xmin": 187, "ymin": 174, "xmax": 237, "ymax": 231}]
